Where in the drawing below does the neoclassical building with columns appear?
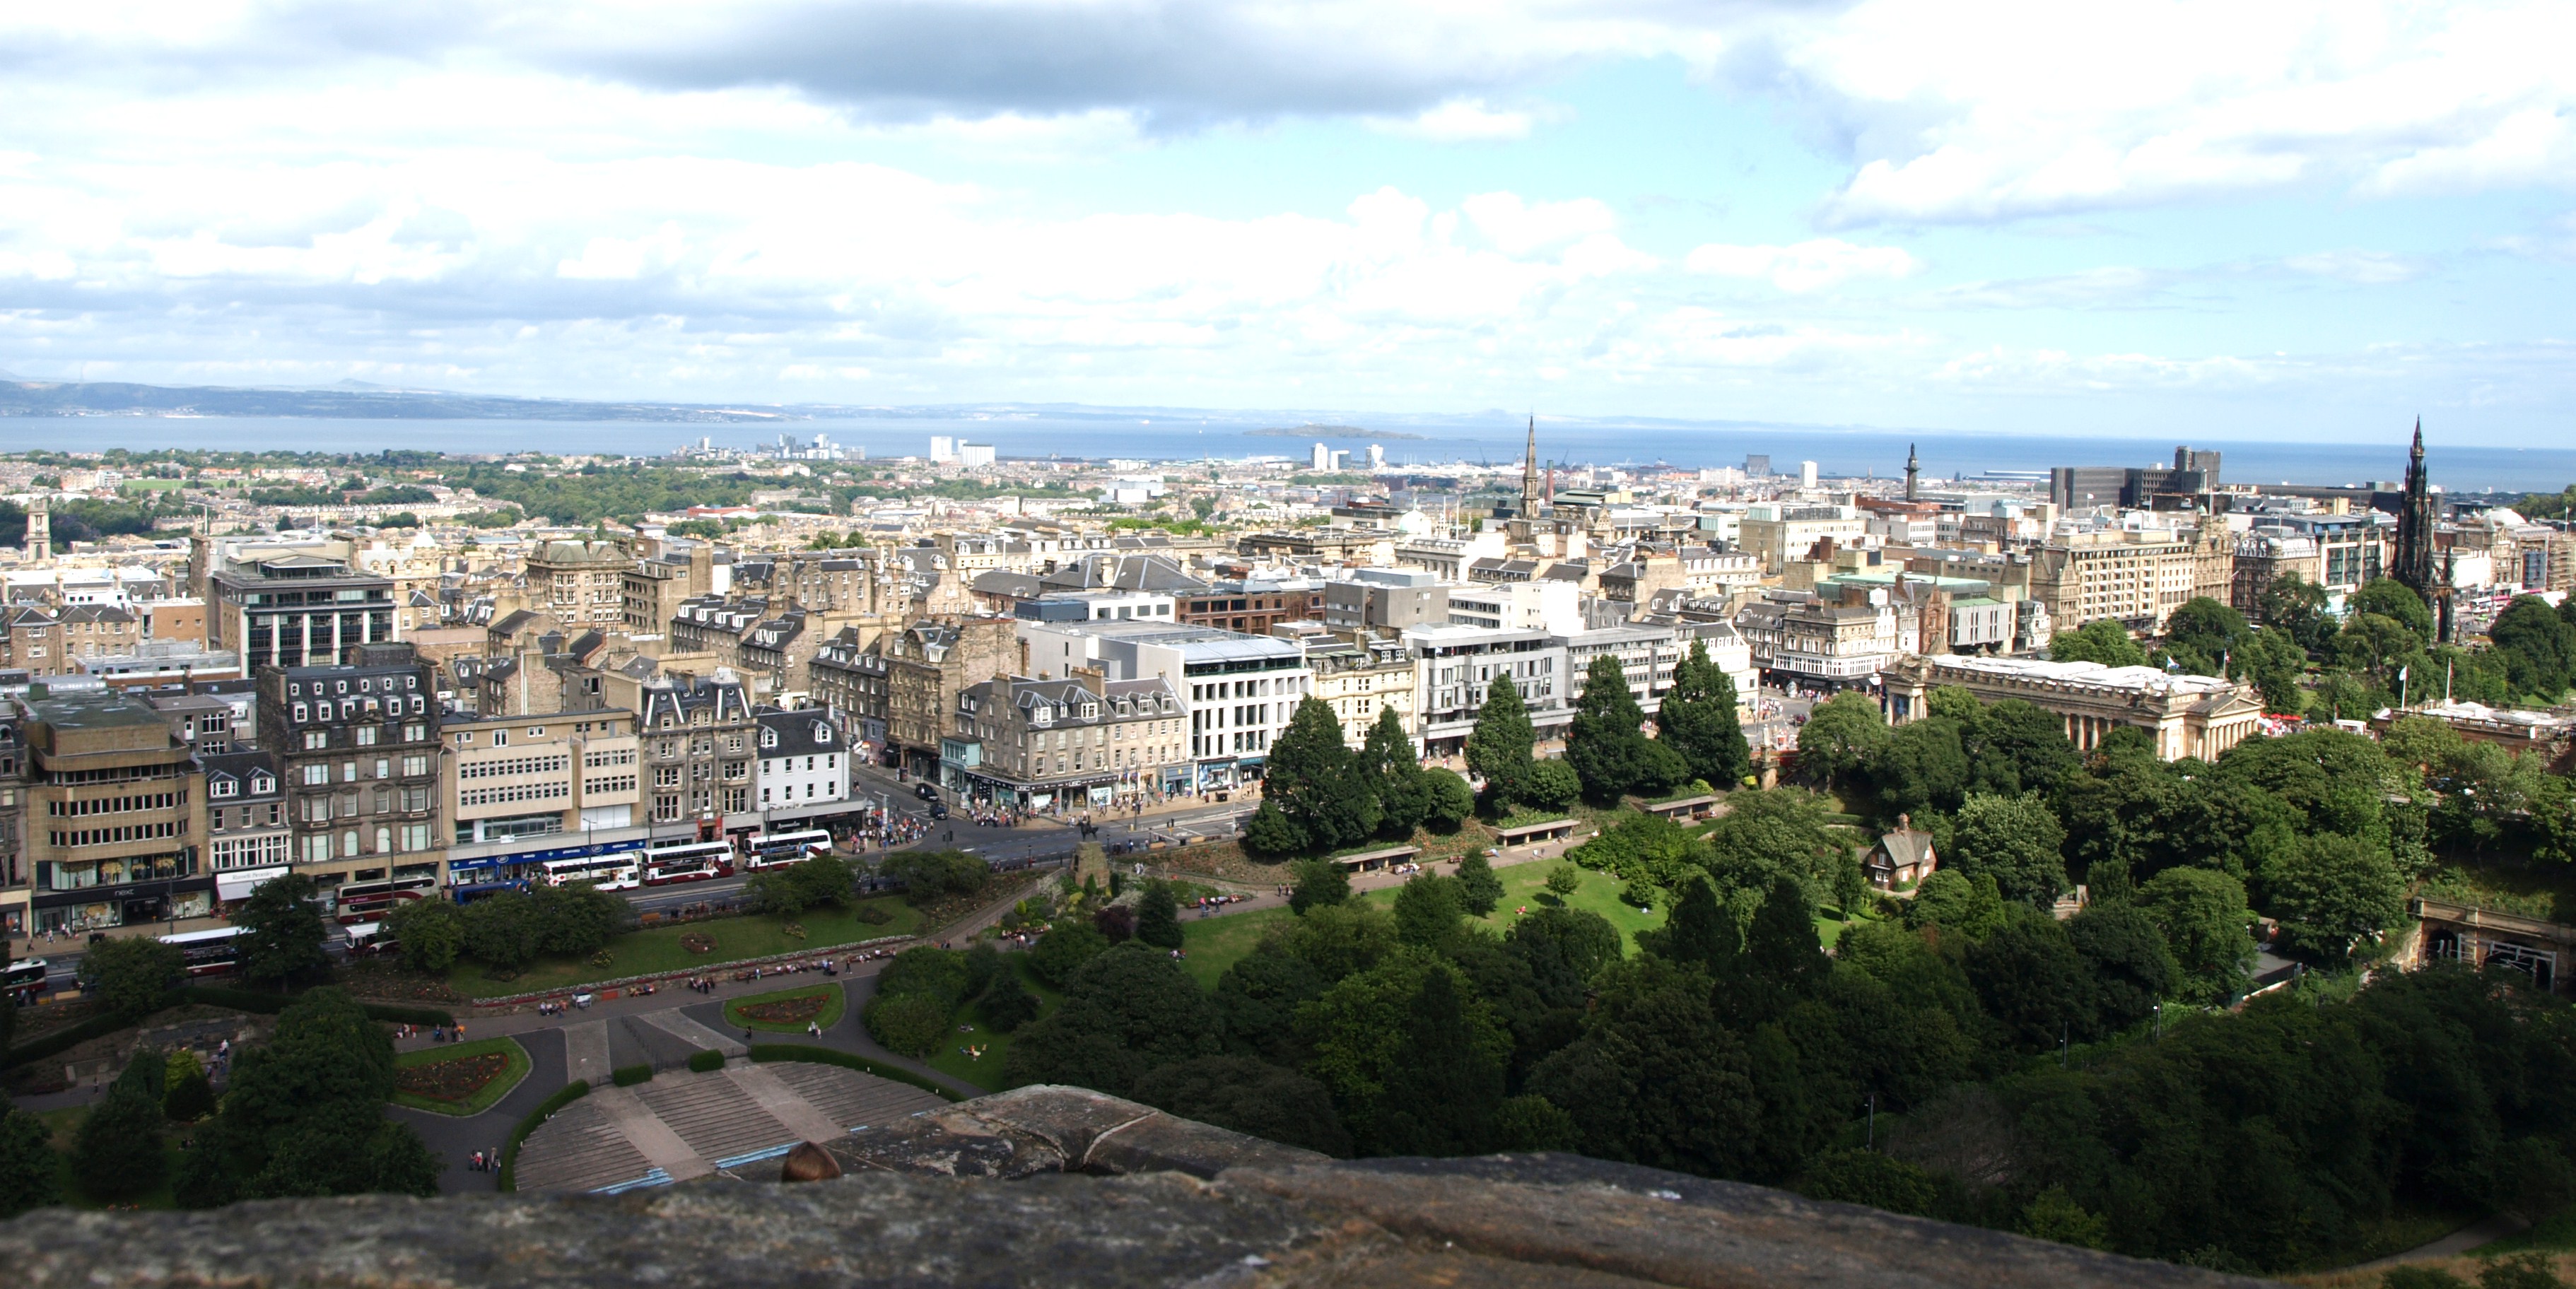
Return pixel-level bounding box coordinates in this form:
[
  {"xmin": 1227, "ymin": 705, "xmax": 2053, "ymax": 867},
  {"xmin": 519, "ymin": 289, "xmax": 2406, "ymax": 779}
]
[{"xmin": 1880, "ymin": 653, "xmax": 2266, "ymax": 763}]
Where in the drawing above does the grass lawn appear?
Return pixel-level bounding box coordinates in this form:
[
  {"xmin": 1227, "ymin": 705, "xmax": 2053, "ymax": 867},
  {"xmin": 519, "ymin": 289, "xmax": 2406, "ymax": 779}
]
[
  {"xmin": 38, "ymin": 1103, "xmax": 185, "ymax": 1209},
  {"xmin": 445, "ymin": 896, "xmax": 920, "ymax": 998},
  {"xmin": 921, "ymin": 958, "xmax": 1060, "ymax": 1093},
  {"xmin": 724, "ymin": 984, "xmax": 848, "ymax": 1035},
  {"xmin": 392, "ymin": 1036, "xmax": 531, "ymax": 1116},
  {"xmin": 1176, "ymin": 861, "xmax": 1672, "ymax": 987}
]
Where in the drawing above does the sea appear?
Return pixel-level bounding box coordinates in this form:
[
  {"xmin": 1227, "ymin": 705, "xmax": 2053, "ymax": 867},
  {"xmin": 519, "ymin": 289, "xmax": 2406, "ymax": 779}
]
[{"xmin": 0, "ymin": 412, "xmax": 2568, "ymax": 495}]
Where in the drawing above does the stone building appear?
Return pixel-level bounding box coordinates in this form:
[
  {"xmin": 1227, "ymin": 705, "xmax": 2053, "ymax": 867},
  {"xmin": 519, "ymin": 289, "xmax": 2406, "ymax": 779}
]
[
  {"xmin": 445, "ymin": 707, "xmax": 642, "ymax": 846},
  {"xmin": 524, "ymin": 539, "xmax": 631, "ymax": 631},
  {"xmin": 200, "ymin": 749, "xmax": 290, "ymax": 907},
  {"xmin": 882, "ymin": 617, "xmax": 1017, "ymax": 779},
  {"xmin": 1304, "ymin": 636, "xmax": 1419, "ymax": 747},
  {"xmin": 638, "ymin": 671, "xmax": 756, "ymax": 828},
  {"xmin": 754, "ymin": 710, "xmax": 848, "ymax": 814},
  {"xmin": 942, "ymin": 672, "xmax": 1185, "ymax": 807},
  {"xmin": 1882, "ymin": 653, "xmax": 2264, "ymax": 762},
  {"xmin": 255, "ymin": 644, "xmax": 443, "ymax": 889}
]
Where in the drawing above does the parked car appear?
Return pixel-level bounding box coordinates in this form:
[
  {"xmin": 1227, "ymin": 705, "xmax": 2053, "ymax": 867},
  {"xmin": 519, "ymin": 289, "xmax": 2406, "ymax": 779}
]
[{"xmin": 915, "ymin": 783, "xmax": 939, "ymax": 801}]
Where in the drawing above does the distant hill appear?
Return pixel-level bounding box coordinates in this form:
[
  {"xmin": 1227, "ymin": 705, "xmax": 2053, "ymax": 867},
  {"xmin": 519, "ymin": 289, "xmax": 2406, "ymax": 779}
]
[
  {"xmin": 1244, "ymin": 424, "xmax": 1428, "ymax": 440},
  {"xmin": 0, "ymin": 378, "xmax": 795, "ymax": 423}
]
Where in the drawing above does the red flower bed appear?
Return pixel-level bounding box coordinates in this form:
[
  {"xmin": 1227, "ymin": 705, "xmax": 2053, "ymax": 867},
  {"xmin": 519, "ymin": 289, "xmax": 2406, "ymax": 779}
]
[
  {"xmin": 737, "ymin": 992, "xmax": 831, "ymax": 1025},
  {"xmin": 396, "ymin": 1051, "xmax": 509, "ymax": 1102}
]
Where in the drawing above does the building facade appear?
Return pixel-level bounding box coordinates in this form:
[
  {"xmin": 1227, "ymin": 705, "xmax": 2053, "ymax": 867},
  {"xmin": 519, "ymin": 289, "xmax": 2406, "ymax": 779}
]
[{"xmin": 256, "ymin": 647, "xmax": 444, "ymax": 893}]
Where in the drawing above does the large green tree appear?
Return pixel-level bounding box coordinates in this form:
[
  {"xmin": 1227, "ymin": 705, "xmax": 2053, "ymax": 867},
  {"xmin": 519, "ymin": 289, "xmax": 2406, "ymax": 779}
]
[
  {"xmin": 0, "ymin": 1106, "xmax": 57, "ymax": 1218},
  {"xmin": 2488, "ymin": 595, "xmax": 2576, "ymax": 700},
  {"xmin": 1795, "ymin": 693, "xmax": 1888, "ymax": 789},
  {"xmin": 1945, "ymin": 793, "xmax": 2069, "ymax": 909},
  {"xmin": 1266, "ymin": 696, "xmax": 1380, "ymax": 851},
  {"xmin": 74, "ymin": 1080, "xmax": 167, "ymax": 1202},
  {"xmin": 2259, "ymin": 832, "xmax": 2405, "ymax": 963},
  {"xmin": 233, "ymin": 873, "xmax": 332, "ymax": 989},
  {"xmin": 2256, "ymin": 574, "xmax": 2334, "ymax": 654},
  {"xmin": 1656, "ymin": 640, "xmax": 1752, "ymax": 790},
  {"xmin": 2159, "ymin": 596, "xmax": 2248, "ymax": 677},
  {"xmin": 2135, "ymin": 867, "xmax": 2256, "ymax": 1004},
  {"xmin": 1567, "ymin": 653, "xmax": 1676, "ymax": 803},
  {"xmin": 1358, "ymin": 705, "xmax": 1429, "ymax": 837},
  {"xmin": 2350, "ymin": 577, "xmax": 2434, "ymax": 646},
  {"xmin": 77, "ymin": 936, "xmax": 182, "ymax": 1023},
  {"xmin": 1465, "ymin": 672, "xmax": 1538, "ymax": 808},
  {"xmin": 175, "ymin": 988, "xmax": 439, "ymax": 1206},
  {"xmin": 1002, "ymin": 945, "xmax": 1223, "ymax": 1096},
  {"xmin": 2051, "ymin": 618, "xmax": 2149, "ymax": 668}
]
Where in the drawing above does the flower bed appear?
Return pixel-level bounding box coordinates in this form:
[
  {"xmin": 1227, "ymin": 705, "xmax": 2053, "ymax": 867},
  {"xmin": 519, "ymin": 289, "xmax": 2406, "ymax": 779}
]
[
  {"xmin": 391, "ymin": 1037, "xmax": 531, "ymax": 1116},
  {"xmin": 723, "ymin": 984, "xmax": 847, "ymax": 1034},
  {"xmin": 397, "ymin": 1051, "xmax": 508, "ymax": 1103}
]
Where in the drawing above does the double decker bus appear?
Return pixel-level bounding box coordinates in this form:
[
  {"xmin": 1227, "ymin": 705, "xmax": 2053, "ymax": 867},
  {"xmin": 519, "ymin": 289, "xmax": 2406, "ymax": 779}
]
[
  {"xmin": 642, "ymin": 839, "xmax": 734, "ymax": 886},
  {"xmin": 450, "ymin": 878, "xmax": 530, "ymax": 905},
  {"xmin": 541, "ymin": 852, "xmax": 641, "ymax": 891},
  {"xmin": 4, "ymin": 958, "xmax": 46, "ymax": 1005},
  {"xmin": 159, "ymin": 927, "xmax": 246, "ymax": 979},
  {"xmin": 743, "ymin": 829, "xmax": 832, "ymax": 872},
  {"xmin": 334, "ymin": 873, "xmax": 438, "ymax": 924}
]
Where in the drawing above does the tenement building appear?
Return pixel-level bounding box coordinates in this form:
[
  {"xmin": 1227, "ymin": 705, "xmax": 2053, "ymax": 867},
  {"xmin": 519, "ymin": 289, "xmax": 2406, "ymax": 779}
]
[
  {"xmin": 942, "ymin": 673, "xmax": 1185, "ymax": 808},
  {"xmin": 1881, "ymin": 653, "xmax": 2264, "ymax": 762},
  {"xmin": 255, "ymin": 644, "xmax": 443, "ymax": 903}
]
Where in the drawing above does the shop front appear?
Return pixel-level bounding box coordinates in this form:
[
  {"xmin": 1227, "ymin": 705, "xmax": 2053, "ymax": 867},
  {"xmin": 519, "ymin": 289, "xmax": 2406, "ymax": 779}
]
[{"xmin": 31, "ymin": 853, "xmax": 216, "ymax": 935}]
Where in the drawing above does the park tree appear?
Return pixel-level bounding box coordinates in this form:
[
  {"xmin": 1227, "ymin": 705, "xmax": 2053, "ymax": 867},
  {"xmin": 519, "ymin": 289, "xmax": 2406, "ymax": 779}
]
[
  {"xmin": 1867, "ymin": 716, "xmax": 1970, "ymax": 821},
  {"xmin": 1391, "ymin": 873, "xmax": 1465, "ymax": 948},
  {"xmin": 2488, "ymin": 595, "xmax": 2576, "ymax": 700},
  {"xmin": 1300, "ymin": 958, "xmax": 1508, "ymax": 1155},
  {"xmin": 175, "ymin": 987, "xmax": 438, "ymax": 1207},
  {"xmin": 1452, "ymin": 851, "xmax": 1504, "ymax": 917},
  {"xmin": 1134, "ymin": 880, "xmax": 1184, "ymax": 950},
  {"xmin": 1525, "ymin": 956, "xmax": 1760, "ymax": 1179},
  {"xmin": 1794, "ymin": 693, "xmax": 1887, "ymax": 789},
  {"xmin": 2235, "ymin": 626, "xmax": 2311, "ymax": 714},
  {"xmin": 1243, "ymin": 799, "xmax": 1307, "ymax": 856},
  {"xmin": 2259, "ymin": 832, "xmax": 2405, "ymax": 963},
  {"xmin": 1419, "ymin": 767, "xmax": 1476, "ymax": 830},
  {"xmin": 1945, "ymin": 793, "xmax": 2069, "ymax": 909},
  {"xmin": 1567, "ymin": 654, "xmax": 1668, "ymax": 803},
  {"xmin": 1963, "ymin": 910, "xmax": 2098, "ymax": 1050},
  {"xmin": 1288, "ymin": 857, "xmax": 1351, "ymax": 914},
  {"xmin": 1267, "ymin": 697, "xmax": 1380, "ymax": 850},
  {"xmin": 529, "ymin": 881, "xmax": 624, "ymax": 957},
  {"xmin": 2051, "ymin": 618, "xmax": 2149, "ymax": 668},
  {"xmin": 461, "ymin": 890, "xmax": 541, "ymax": 975},
  {"xmin": 78, "ymin": 935, "xmax": 183, "ymax": 1023},
  {"xmin": 1359, "ymin": 705, "xmax": 1429, "ymax": 837},
  {"xmin": 1132, "ymin": 1054, "xmax": 1352, "ymax": 1158},
  {"xmin": 233, "ymin": 872, "xmax": 333, "ymax": 989},
  {"xmin": 0, "ymin": 1106, "xmax": 57, "ymax": 1218},
  {"xmin": 1657, "ymin": 640, "xmax": 1752, "ymax": 790},
  {"xmin": 884, "ymin": 849, "xmax": 990, "ymax": 905},
  {"xmin": 74, "ymin": 1076, "xmax": 168, "ymax": 1202},
  {"xmin": 2067, "ymin": 904, "xmax": 2179, "ymax": 1031},
  {"xmin": 2350, "ymin": 577, "xmax": 2435, "ymax": 646},
  {"xmin": 1004, "ymin": 944, "xmax": 1224, "ymax": 1096},
  {"xmin": 2136, "ymin": 867, "xmax": 2256, "ymax": 1004},
  {"xmin": 2158, "ymin": 597, "xmax": 2248, "ymax": 677},
  {"xmin": 1960, "ymin": 698, "xmax": 2078, "ymax": 797},
  {"xmin": 2257, "ymin": 574, "xmax": 2335, "ymax": 655},
  {"xmin": 1464, "ymin": 673, "xmax": 1537, "ymax": 808},
  {"xmin": 384, "ymin": 897, "xmax": 465, "ymax": 972},
  {"xmin": 747, "ymin": 853, "xmax": 855, "ymax": 917},
  {"xmin": 1521, "ymin": 758, "xmax": 1583, "ymax": 812},
  {"xmin": 1026, "ymin": 919, "xmax": 1110, "ymax": 987},
  {"xmin": 163, "ymin": 1049, "xmax": 217, "ymax": 1122}
]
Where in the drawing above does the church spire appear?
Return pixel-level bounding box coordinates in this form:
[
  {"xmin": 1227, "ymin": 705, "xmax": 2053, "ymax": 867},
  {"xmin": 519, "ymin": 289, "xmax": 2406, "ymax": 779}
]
[
  {"xmin": 1904, "ymin": 442, "xmax": 1920, "ymax": 502},
  {"xmin": 2394, "ymin": 416, "xmax": 2437, "ymax": 600},
  {"xmin": 1519, "ymin": 415, "xmax": 1540, "ymax": 517}
]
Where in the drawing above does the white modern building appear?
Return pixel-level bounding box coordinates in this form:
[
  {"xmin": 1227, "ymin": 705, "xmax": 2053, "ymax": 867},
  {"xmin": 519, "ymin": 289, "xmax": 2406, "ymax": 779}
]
[{"xmin": 1014, "ymin": 620, "xmax": 1312, "ymax": 790}]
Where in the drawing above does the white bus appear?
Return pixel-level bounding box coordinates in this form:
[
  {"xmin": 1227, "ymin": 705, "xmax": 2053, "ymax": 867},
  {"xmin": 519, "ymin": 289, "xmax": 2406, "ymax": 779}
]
[
  {"xmin": 744, "ymin": 829, "xmax": 832, "ymax": 871},
  {"xmin": 643, "ymin": 840, "xmax": 734, "ymax": 886},
  {"xmin": 335, "ymin": 873, "xmax": 439, "ymax": 924},
  {"xmin": 159, "ymin": 927, "xmax": 247, "ymax": 979},
  {"xmin": 541, "ymin": 853, "xmax": 641, "ymax": 891},
  {"xmin": 343, "ymin": 922, "xmax": 397, "ymax": 957},
  {"xmin": 4, "ymin": 958, "xmax": 45, "ymax": 1004}
]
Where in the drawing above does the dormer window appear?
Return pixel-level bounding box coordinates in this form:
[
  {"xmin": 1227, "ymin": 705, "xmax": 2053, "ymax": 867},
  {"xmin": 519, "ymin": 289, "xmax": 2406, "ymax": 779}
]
[
  {"xmin": 761, "ymin": 729, "xmax": 778, "ymax": 749},
  {"xmin": 211, "ymin": 778, "xmax": 238, "ymax": 799},
  {"xmin": 252, "ymin": 774, "xmax": 274, "ymax": 794}
]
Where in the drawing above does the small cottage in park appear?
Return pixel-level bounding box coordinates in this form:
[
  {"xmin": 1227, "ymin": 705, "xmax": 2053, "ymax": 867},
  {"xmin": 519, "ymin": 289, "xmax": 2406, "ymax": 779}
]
[{"xmin": 1866, "ymin": 819, "xmax": 1938, "ymax": 890}]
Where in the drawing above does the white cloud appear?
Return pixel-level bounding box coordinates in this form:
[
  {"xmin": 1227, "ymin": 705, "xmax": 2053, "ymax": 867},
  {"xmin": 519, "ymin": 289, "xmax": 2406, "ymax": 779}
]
[
  {"xmin": 1369, "ymin": 98, "xmax": 1539, "ymax": 142},
  {"xmin": 1685, "ymin": 238, "xmax": 1916, "ymax": 292},
  {"xmin": 2283, "ymin": 249, "xmax": 2423, "ymax": 285}
]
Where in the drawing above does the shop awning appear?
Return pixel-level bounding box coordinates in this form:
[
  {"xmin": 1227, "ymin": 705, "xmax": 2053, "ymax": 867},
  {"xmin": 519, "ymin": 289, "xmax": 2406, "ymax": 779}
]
[{"xmin": 216, "ymin": 866, "xmax": 291, "ymax": 902}]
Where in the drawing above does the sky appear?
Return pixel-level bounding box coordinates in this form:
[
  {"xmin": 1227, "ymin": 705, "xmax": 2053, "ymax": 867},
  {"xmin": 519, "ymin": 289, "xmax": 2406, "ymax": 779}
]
[{"xmin": 0, "ymin": 1, "xmax": 2572, "ymax": 445}]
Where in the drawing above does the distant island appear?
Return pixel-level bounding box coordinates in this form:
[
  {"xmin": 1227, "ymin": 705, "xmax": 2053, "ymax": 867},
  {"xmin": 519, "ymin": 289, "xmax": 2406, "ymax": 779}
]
[{"xmin": 1244, "ymin": 424, "xmax": 1428, "ymax": 440}]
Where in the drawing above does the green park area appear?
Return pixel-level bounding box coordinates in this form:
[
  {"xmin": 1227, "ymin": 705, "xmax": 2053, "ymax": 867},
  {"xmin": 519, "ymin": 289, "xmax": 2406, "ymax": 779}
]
[
  {"xmin": 920, "ymin": 962, "xmax": 1062, "ymax": 1094},
  {"xmin": 34, "ymin": 1102, "xmax": 185, "ymax": 1210},
  {"xmin": 724, "ymin": 984, "xmax": 848, "ymax": 1035},
  {"xmin": 441, "ymin": 897, "xmax": 918, "ymax": 998},
  {"xmin": 392, "ymin": 1037, "xmax": 530, "ymax": 1116}
]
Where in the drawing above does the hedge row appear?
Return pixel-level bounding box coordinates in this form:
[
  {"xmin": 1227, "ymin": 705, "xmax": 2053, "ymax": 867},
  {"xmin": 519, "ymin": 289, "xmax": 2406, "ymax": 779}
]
[
  {"xmin": 498, "ymin": 1081, "xmax": 592, "ymax": 1193},
  {"xmin": 746, "ymin": 1043, "xmax": 968, "ymax": 1103},
  {"xmin": 686, "ymin": 1049, "xmax": 725, "ymax": 1073},
  {"xmin": 611, "ymin": 1064, "xmax": 653, "ymax": 1087},
  {"xmin": 1, "ymin": 988, "xmax": 457, "ymax": 1071}
]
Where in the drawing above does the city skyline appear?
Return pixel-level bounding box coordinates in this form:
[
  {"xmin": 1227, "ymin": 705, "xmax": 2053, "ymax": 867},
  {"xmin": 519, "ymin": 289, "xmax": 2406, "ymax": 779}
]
[{"xmin": 0, "ymin": 3, "xmax": 2570, "ymax": 445}]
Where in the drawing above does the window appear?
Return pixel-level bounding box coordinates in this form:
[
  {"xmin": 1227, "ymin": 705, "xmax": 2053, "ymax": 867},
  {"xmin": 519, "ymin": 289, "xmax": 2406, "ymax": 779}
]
[
  {"xmin": 292, "ymin": 702, "xmax": 308, "ymax": 723},
  {"xmin": 402, "ymin": 755, "xmax": 429, "ymax": 777},
  {"xmin": 527, "ymin": 727, "xmax": 544, "ymax": 738},
  {"xmin": 301, "ymin": 834, "xmax": 332, "ymax": 862},
  {"xmin": 355, "ymin": 725, "xmax": 378, "ymax": 746},
  {"xmin": 211, "ymin": 779, "xmax": 238, "ymax": 799},
  {"xmin": 341, "ymin": 761, "xmax": 358, "ymax": 782},
  {"xmin": 252, "ymin": 775, "xmax": 274, "ymax": 794},
  {"xmin": 455, "ymin": 731, "xmax": 474, "ymax": 747},
  {"xmin": 303, "ymin": 730, "xmax": 327, "ymax": 751},
  {"xmin": 493, "ymin": 730, "xmax": 508, "ymax": 747},
  {"xmin": 301, "ymin": 764, "xmax": 329, "ymax": 787}
]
